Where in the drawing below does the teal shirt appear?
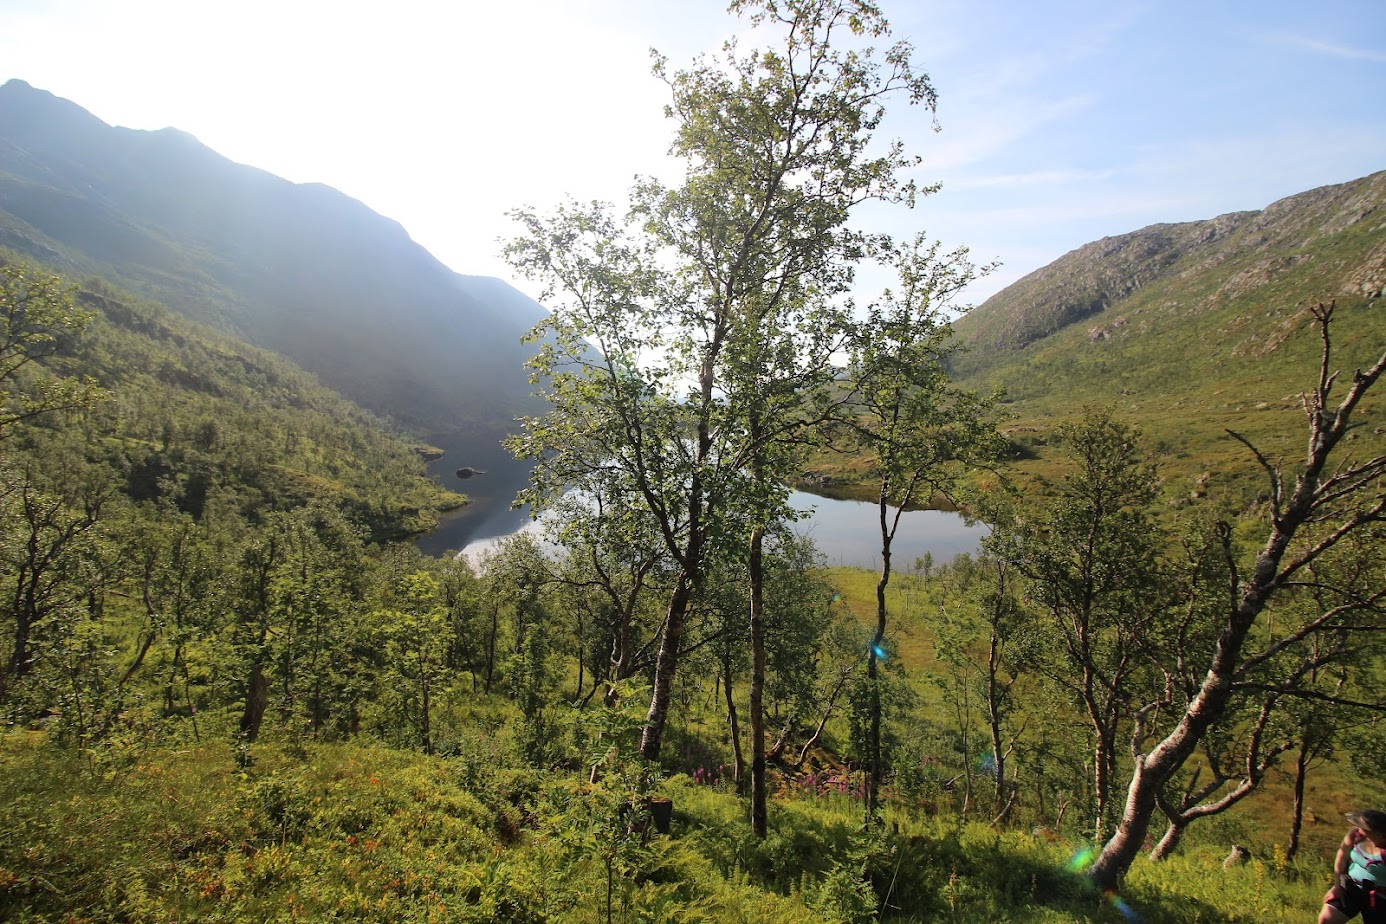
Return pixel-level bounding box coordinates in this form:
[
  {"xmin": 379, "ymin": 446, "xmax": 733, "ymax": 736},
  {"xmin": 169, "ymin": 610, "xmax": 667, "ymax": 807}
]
[{"xmin": 1350, "ymin": 842, "xmax": 1386, "ymax": 887}]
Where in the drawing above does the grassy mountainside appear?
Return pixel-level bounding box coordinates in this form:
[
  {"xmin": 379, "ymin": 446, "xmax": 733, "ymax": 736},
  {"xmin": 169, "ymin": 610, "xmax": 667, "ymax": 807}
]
[
  {"xmin": 1, "ymin": 558, "xmax": 1361, "ymax": 923},
  {"xmin": 951, "ymin": 170, "xmax": 1385, "ymax": 494},
  {"xmin": 0, "ymin": 78, "xmax": 545, "ymax": 438}
]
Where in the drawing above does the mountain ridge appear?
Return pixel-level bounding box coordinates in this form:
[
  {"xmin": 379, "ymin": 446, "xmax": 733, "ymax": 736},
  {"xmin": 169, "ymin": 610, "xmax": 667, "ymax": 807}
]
[
  {"xmin": 948, "ymin": 169, "xmax": 1385, "ymax": 495},
  {"xmin": 0, "ymin": 78, "xmax": 545, "ymax": 440},
  {"xmin": 954, "ymin": 170, "xmax": 1385, "ymax": 368}
]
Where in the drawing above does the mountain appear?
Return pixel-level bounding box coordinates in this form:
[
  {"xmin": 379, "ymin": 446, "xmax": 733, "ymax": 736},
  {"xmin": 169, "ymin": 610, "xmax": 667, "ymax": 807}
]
[
  {"xmin": 0, "ymin": 258, "xmax": 466, "ymax": 540},
  {"xmin": 0, "ymin": 78, "xmax": 545, "ymax": 440},
  {"xmin": 950, "ymin": 170, "xmax": 1385, "ymax": 492}
]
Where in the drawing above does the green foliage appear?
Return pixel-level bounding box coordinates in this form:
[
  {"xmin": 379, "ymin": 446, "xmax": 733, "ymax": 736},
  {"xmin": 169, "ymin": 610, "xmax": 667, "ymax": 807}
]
[
  {"xmin": 0, "ymin": 77, "xmax": 547, "ymax": 436},
  {"xmin": 0, "ymin": 8, "xmax": 1381, "ymax": 923},
  {"xmin": 2, "ymin": 259, "xmax": 465, "ymax": 541},
  {"xmin": 371, "ymin": 569, "xmax": 450, "ymax": 753},
  {"xmin": 505, "ymin": 0, "xmax": 949, "ymax": 776},
  {"xmin": 0, "ymin": 727, "xmax": 1352, "ymax": 923},
  {"xmin": 542, "ymin": 690, "xmax": 671, "ymax": 923},
  {"xmin": 846, "ymin": 638, "xmax": 914, "ymax": 769},
  {"xmin": 985, "ymin": 412, "xmax": 1170, "ymax": 839},
  {"xmin": 0, "ymin": 264, "xmax": 104, "ymax": 436}
]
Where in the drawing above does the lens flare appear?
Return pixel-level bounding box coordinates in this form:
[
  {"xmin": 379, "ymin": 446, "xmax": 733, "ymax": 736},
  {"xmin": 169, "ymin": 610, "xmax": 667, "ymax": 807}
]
[
  {"xmin": 871, "ymin": 643, "xmax": 888, "ymax": 660},
  {"xmin": 1109, "ymin": 893, "xmax": 1140, "ymax": 921},
  {"xmin": 1068, "ymin": 848, "xmax": 1095, "ymax": 872},
  {"xmin": 1062, "ymin": 851, "xmax": 1141, "ymax": 921}
]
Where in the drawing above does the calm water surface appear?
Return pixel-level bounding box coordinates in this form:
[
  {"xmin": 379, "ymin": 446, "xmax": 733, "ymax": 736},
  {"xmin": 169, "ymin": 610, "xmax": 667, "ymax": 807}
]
[
  {"xmin": 416, "ymin": 438, "xmax": 987, "ymax": 568},
  {"xmin": 783, "ymin": 491, "xmax": 988, "ymax": 569},
  {"xmin": 415, "ymin": 433, "xmax": 534, "ymax": 557}
]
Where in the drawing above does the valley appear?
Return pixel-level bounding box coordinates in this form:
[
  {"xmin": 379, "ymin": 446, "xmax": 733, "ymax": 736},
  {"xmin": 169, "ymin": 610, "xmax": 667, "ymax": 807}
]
[{"xmin": 1, "ymin": 5, "xmax": 1383, "ymax": 920}]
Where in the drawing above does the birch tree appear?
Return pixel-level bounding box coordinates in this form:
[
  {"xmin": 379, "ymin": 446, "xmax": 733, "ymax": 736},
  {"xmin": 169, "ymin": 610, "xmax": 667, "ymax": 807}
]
[
  {"xmin": 1088, "ymin": 302, "xmax": 1386, "ymax": 889},
  {"xmin": 504, "ymin": 0, "xmax": 940, "ymax": 805},
  {"xmin": 843, "ymin": 235, "xmax": 997, "ymax": 819}
]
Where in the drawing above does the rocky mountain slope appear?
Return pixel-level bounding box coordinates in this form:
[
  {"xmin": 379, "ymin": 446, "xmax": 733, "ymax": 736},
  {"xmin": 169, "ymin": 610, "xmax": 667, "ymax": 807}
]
[
  {"xmin": 955, "ymin": 170, "xmax": 1384, "ymax": 365},
  {"xmin": 0, "ymin": 79, "xmax": 545, "ymax": 440},
  {"xmin": 950, "ymin": 170, "xmax": 1385, "ymax": 492}
]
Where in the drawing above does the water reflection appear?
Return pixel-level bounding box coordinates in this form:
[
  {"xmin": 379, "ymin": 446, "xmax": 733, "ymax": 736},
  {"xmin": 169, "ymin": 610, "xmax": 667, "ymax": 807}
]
[
  {"xmin": 784, "ymin": 491, "xmax": 988, "ymax": 569},
  {"xmin": 421, "ymin": 459, "xmax": 988, "ymax": 569},
  {"xmin": 415, "ymin": 433, "xmax": 534, "ymax": 557}
]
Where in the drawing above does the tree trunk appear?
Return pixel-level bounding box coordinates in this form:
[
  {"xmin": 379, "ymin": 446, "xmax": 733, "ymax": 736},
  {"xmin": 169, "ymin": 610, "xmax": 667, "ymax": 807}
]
[
  {"xmin": 960, "ymin": 720, "xmax": 973, "ymax": 819},
  {"xmin": 240, "ymin": 663, "xmax": 269, "ymax": 742},
  {"xmin": 421, "ymin": 675, "xmax": 433, "ymax": 755},
  {"xmin": 1, "ymin": 604, "xmax": 30, "ymax": 703},
  {"xmin": 641, "ymin": 569, "xmax": 694, "ymax": 760},
  {"xmin": 766, "ymin": 718, "xmax": 794, "ymax": 762},
  {"xmin": 1149, "ymin": 819, "xmax": 1186, "ymax": 860},
  {"xmin": 184, "ymin": 668, "xmax": 201, "ymax": 741},
  {"xmin": 867, "ymin": 484, "xmax": 893, "ymax": 821},
  {"xmin": 4, "ymin": 564, "xmax": 37, "ymax": 693},
  {"xmin": 796, "ymin": 669, "xmax": 849, "ymax": 767},
  {"xmin": 866, "ymin": 654, "xmax": 881, "ymax": 820},
  {"xmin": 641, "ymin": 336, "xmax": 718, "ymax": 762},
  {"xmin": 484, "ymin": 604, "xmax": 498, "ymax": 694},
  {"xmin": 1092, "ymin": 520, "xmax": 1328, "ymax": 885},
  {"xmin": 1088, "ymin": 618, "xmax": 1265, "ymax": 889},
  {"xmin": 575, "ymin": 608, "xmax": 585, "ymax": 703},
  {"xmin": 749, "ymin": 524, "xmax": 767, "ymax": 837},
  {"xmin": 1089, "ymin": 756, "xmax": 1159, "ymax": 889},
  {"xmin": 120, "ymin": 622, "xmax": 157, "ymax": 688},
  {"xmin": 724, "ymin": 647, "xmax": 745, "ymax": 790},
  {"xmin": 1089, "ymin": 312, "xmax": 1386, "ymax": 890},
  {"xmin": 1092, "ymin": 727, "xmax": 1113, "ymax": 842},
  {"xmin": 1286, "ymin": 735, "xmax": 1310, "ymax": 862},
  {"xmin": 988, "ymin": 632, "xmax": 1007, "ymax": 812}
]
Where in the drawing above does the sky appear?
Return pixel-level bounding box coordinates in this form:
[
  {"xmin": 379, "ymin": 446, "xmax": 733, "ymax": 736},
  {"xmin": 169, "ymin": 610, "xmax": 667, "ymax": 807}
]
[{"xmin": 1, "ymin": 0, "xmax": 1383, "ymax": 305}]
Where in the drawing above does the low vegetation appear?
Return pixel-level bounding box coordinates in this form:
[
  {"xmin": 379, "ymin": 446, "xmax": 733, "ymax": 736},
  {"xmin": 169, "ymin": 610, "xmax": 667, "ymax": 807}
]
[
  {"xmin": 2, "ymin": 273, "xmax": 1380, "ymax": 916},
  {"xmin": 3, "ymin": 0, "xmax": 1384, "ymax": 920},
  {"xmin": 948, "ymin": 172, "xmax": 1386, "ymax": 497},
  {"xmin": 0, "ymin": 256, "xmax": 465, "ymax": 541},
  {"xmin": 0, "ymin": 682, "xmax": 1352, "ymax": 922}
]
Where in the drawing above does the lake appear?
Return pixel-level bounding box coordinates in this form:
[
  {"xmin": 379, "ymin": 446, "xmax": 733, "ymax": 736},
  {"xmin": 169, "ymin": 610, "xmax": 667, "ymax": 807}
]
[
  {"xmin": 415, "ymin": 437, "xmax": 988, "ymax": 568},
  {"xmin": 414, "ymin": 433, "xmax": 535, "ymax": 558},
  {"xmin": 782, "ymin": 491, "xmax": 989, "ymax": 570}
]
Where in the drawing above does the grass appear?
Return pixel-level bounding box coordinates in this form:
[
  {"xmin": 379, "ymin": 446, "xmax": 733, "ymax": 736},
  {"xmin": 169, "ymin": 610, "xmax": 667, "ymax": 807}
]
[
  {"xmin": 0, "ymin": 731, "xmax": 1344, "ymax": 923},
  {"xmin": 825, "ymin": 566, "xmax": 942, "ymax": 675},
  {"xmin": 952, "ymin": 258, "xmax": 1386, "ymax": 504},
  {"xmin": 0, "ymin": 562, "xmax": 1373, "ymax": 922},
  {"xmin": 800, "ymin": 182, "xmax": 1386, "ymax": 508}
]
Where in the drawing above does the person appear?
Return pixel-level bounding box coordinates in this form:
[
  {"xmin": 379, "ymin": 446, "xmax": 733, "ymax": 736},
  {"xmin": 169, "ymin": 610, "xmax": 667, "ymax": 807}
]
[{"xmin": 1321, "ymin": 810, "xmax": 1386, "ymax": 924}]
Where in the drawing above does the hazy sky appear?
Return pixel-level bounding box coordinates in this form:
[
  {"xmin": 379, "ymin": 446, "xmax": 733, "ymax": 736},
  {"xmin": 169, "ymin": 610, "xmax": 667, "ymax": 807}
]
[{"xmin": 1, "ymin": 0, "xmax": 1383, "ymax": 304}]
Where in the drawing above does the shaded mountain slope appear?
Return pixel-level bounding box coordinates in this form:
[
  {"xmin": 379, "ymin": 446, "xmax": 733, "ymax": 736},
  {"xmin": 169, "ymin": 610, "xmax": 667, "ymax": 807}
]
[
  {"xmin": 3, "ymin": 255, "xmax": 463, "ymax": 540},
  {"xmin": 0, "ymin": 79, "xmax": 544, "ymax": 438}
]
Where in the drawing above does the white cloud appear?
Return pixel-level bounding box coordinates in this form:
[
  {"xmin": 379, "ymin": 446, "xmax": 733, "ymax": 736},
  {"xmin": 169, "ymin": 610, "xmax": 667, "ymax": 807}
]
[
  {"xmin": 916, "ymin": 93, "xmax": 1099, "ymax": 172},
  {"xmin": 1269, "ymin": 34, "xmax": 1386, "ymax": 64},
  {"xmin": 950, "ymin": 168, "xmax": 1120, "ymax": 190}
]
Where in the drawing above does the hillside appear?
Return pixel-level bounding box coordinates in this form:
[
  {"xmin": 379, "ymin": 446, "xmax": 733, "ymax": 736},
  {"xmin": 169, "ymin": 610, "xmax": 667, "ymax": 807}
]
[
  {"xmin": 2, "ymin": 255, "xmax": 462, "ymax": 540},
  {"xmin": 950, "ymin": 170, "xmax": 1386, "ymax": 492},
  {"xmin": 1, "ymin": 14, "xmax": 1383, "ymax": 920},
  {"xmin": 0, "ymin": 79, "xmax": 545, "ymax": 440}
]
